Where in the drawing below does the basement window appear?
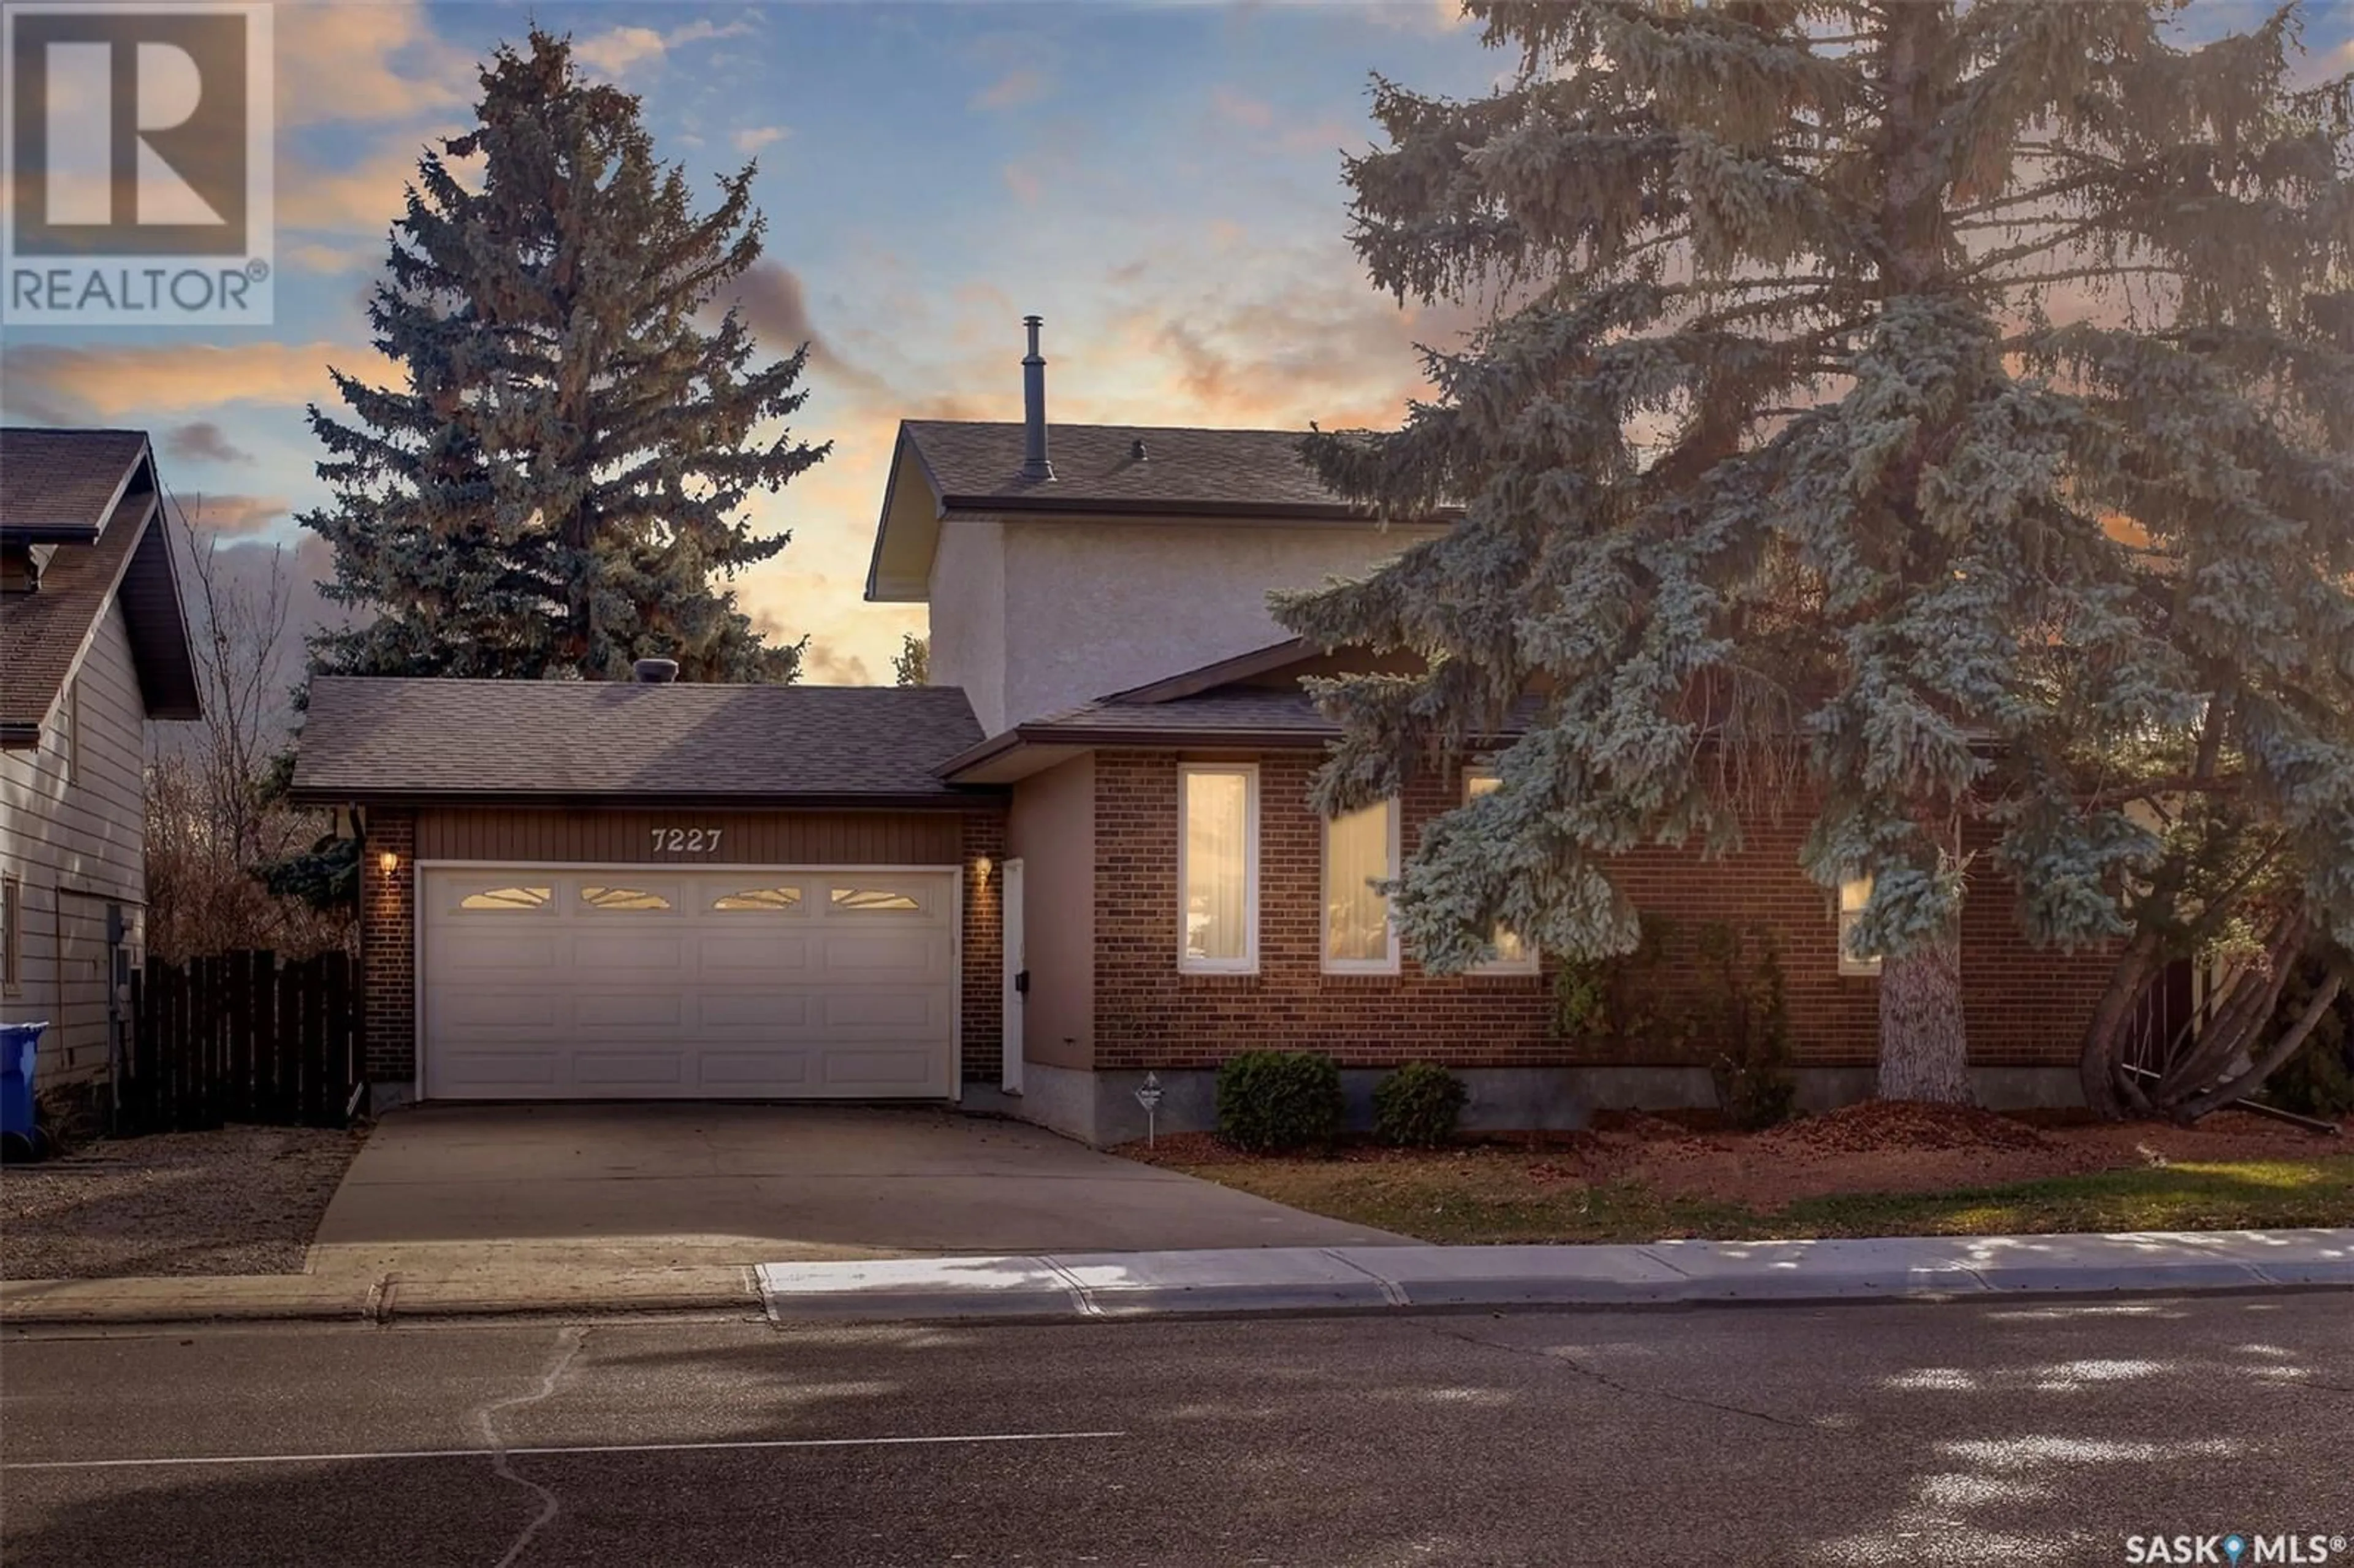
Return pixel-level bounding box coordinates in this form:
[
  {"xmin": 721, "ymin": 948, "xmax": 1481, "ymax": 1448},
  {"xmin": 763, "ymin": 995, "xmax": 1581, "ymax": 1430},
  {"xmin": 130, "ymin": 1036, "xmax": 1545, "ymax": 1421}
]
[
  {"xmin": 459, "ymin": 885, "xmax": 552, "ymax": 911},
  {"xmin": 713, "ymin": 886, "xmax": 804, "ymax": 911},
  {"xmin": 1838, "ymin": 875, "xmax": 1882, "ymax": 977}
]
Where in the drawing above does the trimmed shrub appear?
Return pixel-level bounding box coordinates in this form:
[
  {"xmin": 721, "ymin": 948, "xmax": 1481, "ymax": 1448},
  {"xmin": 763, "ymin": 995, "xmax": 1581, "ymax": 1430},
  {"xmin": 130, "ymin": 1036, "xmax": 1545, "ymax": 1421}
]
[
  {"xmin": 1216, "ymin": 1051, "xmax": 1344, "ymax": 1153},
  {"xmin": 1373, "ymin": 1062, "xmax": 1468, "ymax": 1147},
  {"xmin": 1699, "ymin": 923, "xmax": 1797, "ymax": 1131}
]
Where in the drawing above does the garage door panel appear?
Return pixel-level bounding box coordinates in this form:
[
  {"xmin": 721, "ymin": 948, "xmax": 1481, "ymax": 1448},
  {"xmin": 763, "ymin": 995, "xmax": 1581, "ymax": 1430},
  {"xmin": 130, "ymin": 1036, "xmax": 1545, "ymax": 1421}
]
[
  {"xmin": 571, "ymin": 991, "xmax": 687, "ymax": 1030},
  {"xmin": 422, "ymin": 866, "xmax": 956, "ymax": 1100},
  {"xmin": 697, "ymin": 992, "xmax": 813, "ymax": 1030},
  {"xmin": 698, "ymin": 1052, "xmax": 812, "ymax": 1088},
  {"xmin": 818, "ymin": 931, "xmax": 951, "ymax": 977},
  {"xmin": 696, "ymin": 931, "xmax": 813, "ymax": 976},
  {"xmin": 569, "ymin": 1052, "xmax": 688, "ymax": 1087},
  {"xmin": 820, "ymin": 1049, "xmax": 940, "ymax": 1087},
  {"xmin": 818, "ymin": 991, "xmax": 940, "ymax": 1030},
  {"xmin": 438, "ymin": 1052, "xmax": 563, "ymax": 1089},
  {"xmin": 438, "ymin": 933, "xmax": 562, "ymax": 973},
  {"xmin": 436, "ymin": 990, "xmax": 569, "ymax": 1033}
]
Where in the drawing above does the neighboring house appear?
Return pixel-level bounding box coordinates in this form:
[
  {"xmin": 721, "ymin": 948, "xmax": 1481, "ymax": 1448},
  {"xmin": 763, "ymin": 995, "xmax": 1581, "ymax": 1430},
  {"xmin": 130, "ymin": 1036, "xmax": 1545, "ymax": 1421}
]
[
  {"xmin": 297, "ymin": 322, "xmax": 2116, "ymax": 1140},
  {"xmin": 1, "ymin": 429, "xmax": 202, "ymax": 1088}
]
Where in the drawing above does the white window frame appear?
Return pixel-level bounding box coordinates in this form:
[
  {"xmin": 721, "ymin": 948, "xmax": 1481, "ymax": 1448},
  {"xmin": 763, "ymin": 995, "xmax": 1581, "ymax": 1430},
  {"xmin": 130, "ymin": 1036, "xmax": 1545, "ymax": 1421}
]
[
  {"xmin": 1838, "ymin": 873, "xmax": 1883, "ymax": 977},
  {"xmin": 1465, "ymin": 769, "xmax": 1539, "ymax": 975},
  {"xmin": 1321, "ymin": 796, "xmax": 1401, "ymax": 975},
  {"xmin": 1, "ymin": 873, "xmax": 19, "ymax": 995},
  {"xmin": 58, "ymin": 677, "xmax": 80, "ymax": 785},
  {"xmin": 1178, "ymin": 763, "xmax": 1259, "ymax": 975}
]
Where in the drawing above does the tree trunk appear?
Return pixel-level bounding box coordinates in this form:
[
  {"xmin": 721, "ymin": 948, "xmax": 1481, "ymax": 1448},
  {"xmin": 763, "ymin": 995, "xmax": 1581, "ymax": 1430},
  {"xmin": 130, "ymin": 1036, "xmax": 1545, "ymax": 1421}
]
[
  {"xmin": 1876, "ymin": 919, "xmax": 1971, "ymax": 1103},
  {"xmin": 2174, "ymin": 972, "xmax": 2344, "ymax": 1122},
  {"xmin": 2078, "ymin": 928, "xmax": 2162, "ymax": 1121}
]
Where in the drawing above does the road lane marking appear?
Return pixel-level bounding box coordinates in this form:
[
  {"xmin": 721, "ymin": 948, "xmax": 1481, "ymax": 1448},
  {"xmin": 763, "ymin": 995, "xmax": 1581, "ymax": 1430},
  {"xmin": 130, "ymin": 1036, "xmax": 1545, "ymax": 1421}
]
[{"xmin": 2, "ymin": 1429, "xmax": 1129, "ymax": 1473}]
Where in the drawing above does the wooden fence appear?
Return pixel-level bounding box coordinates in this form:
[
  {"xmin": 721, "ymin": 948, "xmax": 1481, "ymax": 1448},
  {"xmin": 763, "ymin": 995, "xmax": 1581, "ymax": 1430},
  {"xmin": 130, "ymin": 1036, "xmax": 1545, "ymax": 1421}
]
[{"xmin": 123, "ymin": 951, "xmax": 359, "ymax": 1134}]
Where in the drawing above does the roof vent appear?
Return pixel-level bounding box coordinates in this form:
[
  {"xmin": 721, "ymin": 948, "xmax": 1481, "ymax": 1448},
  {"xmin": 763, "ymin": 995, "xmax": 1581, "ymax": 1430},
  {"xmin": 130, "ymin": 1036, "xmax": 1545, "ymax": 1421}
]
[
  {"xmin": 1020, "ymin": 314, "xmax": 1054, "ymax": 482},
  {"xmin": 1130, "ymin": 439, "xmax": 1148, "ymax": 461},
  {"xmin": 633, "ymin": 658, "xmax": 680, "ymax": 684}
]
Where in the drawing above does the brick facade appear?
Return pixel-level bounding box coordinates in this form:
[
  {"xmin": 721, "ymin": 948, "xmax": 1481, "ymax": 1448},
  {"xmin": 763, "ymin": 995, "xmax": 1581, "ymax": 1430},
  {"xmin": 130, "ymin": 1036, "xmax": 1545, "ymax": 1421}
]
[
  {"xmin": 1088, "ymin": 750, "xmax": 2114, "ymax": 1074},
  {"xmin": 958, "ymin": 810, "xmax": 1006, "ymax": 1086},
  {"xmin": 360, "ymin": 807, "xmax": 417, "ymax": 1084}
]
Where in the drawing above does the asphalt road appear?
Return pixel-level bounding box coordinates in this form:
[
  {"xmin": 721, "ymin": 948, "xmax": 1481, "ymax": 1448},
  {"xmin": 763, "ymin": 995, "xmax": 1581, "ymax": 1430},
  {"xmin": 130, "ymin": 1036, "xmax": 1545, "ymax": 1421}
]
[{"xmin": 2, "ymin": 1295, "xmax": 2348, "ymax": 1567}]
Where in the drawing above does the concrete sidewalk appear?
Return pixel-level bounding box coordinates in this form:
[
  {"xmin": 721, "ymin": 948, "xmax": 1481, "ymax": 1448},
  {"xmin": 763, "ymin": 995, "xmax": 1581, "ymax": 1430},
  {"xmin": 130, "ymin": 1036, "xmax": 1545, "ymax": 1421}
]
[
  {"xmin": 5, "ymin": 1228, "xmax": 2347, "ymax": 1328},
  {"xmin": 755, "ymin": 1229, "xmax": 2354, "ymax": 1322}
]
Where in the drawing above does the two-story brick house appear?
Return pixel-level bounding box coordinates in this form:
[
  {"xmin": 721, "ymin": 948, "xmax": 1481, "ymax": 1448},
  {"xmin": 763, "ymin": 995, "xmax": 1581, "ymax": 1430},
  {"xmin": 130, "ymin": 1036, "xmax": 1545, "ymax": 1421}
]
[{"xmin": 295, "ymin": 320, "xmax": 2112, "ymax": 1138}]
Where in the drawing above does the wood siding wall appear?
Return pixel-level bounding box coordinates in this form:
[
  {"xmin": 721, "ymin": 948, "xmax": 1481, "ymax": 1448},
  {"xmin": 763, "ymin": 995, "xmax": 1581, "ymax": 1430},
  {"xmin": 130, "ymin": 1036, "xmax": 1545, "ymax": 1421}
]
[
  {"xmin": 0, "ymin": 600, "xmax": 148, "ymax": 1083},
  {"xmin": 416, "ymin": 809, "xmax": 967, "ymax": 866}
]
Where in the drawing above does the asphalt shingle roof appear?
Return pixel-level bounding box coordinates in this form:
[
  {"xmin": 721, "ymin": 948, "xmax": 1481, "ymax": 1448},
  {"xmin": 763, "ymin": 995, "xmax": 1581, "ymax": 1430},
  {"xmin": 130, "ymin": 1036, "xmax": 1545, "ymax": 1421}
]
[
  {"xmin": 1, "ymin": 427, "xmax": 199, "ymax": 742},
  {"xmin": 902, "ymin": 421, "xmax": 1363, "ymax": 516},
  {"xmin": 292, "ymin": 678, "xmax": 991, "ymax": 803},
  {"xmin": 1, "ymin": 428, "xmax": 149, "ymax": 536}
]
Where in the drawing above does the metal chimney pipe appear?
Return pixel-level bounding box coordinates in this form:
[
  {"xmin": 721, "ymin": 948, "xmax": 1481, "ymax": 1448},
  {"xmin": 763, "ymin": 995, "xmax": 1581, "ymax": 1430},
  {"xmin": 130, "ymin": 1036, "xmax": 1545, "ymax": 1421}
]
[{"xmin": 1020, "ymin": 314, "xmax": 1054, "ymax": 481}]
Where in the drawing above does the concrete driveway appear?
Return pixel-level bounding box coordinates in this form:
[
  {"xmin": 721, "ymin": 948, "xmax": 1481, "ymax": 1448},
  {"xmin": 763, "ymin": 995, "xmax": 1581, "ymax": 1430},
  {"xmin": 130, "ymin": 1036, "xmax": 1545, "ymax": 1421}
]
[{"xmin": 310, "ymin": 1104, "xmax": 1400, "ymax": 1271}]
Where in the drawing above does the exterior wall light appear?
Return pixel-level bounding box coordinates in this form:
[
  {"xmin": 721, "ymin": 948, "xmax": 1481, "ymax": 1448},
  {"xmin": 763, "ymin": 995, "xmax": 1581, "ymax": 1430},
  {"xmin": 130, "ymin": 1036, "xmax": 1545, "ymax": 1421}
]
[
  {"xmin": 379, "ymin": 849, "xmax": 400, "ymax": 875},
  {"xmin": 974, "ymin": 855, "xmax": 994, "ymax": 887}
]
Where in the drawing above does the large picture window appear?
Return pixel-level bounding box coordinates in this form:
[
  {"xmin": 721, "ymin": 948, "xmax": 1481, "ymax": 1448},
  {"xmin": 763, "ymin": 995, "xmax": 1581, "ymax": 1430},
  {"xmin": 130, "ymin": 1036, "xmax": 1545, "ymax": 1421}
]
[
  {"xmin": 1465, "ymin": 771, "xmax": 1538, "ymax": 974},
  {"xmin": 1179, "ymin": 764, "xmax": 1257, "ymax": 973},
  {"xmin": 1323, "ymin": 799, "xmax": 1398, "ymax": 973}
]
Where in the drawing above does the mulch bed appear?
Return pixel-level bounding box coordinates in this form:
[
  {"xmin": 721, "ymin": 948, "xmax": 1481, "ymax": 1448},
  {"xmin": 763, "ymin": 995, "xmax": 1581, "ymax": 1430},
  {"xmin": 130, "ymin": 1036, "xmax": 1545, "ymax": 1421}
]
[
  {"xmin": 0, "ymin": 1125, "xmax": 367, "ymax": 1281},
  {"xmin": 1118, "ymin": 1102, "xmax": 2351, "ymax": 1210}
]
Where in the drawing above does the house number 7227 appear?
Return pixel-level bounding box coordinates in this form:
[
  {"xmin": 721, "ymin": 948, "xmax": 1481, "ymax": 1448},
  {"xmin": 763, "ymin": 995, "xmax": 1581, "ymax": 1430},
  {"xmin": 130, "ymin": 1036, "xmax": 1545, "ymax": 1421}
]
[{"xmin": 652, "ymin": 827, "xmax": 723, "ymax": 854}]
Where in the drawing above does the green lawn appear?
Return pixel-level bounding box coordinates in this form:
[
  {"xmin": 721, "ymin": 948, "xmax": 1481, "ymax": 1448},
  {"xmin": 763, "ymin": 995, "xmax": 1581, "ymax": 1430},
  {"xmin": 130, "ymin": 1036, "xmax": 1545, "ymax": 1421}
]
[{"xmin": 1159, "ymin": 1150, "xmax": 2354, "ymax": 1244}]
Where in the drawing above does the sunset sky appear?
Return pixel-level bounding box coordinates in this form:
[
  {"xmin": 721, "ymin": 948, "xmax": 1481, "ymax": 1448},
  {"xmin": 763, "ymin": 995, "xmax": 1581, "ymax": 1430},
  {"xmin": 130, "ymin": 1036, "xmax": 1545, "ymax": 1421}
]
[
  {"xmin": 0, "ymin": 0, "xmax": 1510, "ymax": 683},
  {"xmin": 3, "ymin": 2, "xmax": 2346, "ymax": 684}
]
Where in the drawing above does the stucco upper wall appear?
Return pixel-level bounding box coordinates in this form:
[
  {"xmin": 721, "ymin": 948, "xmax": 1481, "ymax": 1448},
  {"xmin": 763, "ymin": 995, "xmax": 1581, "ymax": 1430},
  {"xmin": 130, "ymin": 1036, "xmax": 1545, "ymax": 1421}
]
[
  {"xmin": 986, "ymin": 516, "xmax": 1438, "ymax": 731},
  {"xmin": 925, "ymin": 519, "xmax": 1007, "ymax": 733}
]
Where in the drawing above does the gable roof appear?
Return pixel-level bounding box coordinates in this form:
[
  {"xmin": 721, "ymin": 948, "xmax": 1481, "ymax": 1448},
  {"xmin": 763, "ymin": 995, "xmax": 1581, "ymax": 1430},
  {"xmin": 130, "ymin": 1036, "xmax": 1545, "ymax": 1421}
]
[
  {"xmin": 935, "ymin": 638, "xmax": 1533, "ymax": 784},
  {"xmin": 289, "ymin": 678, "xmax": 996, "ymax": 807},
  {"xmin": 903, "ymin": 421, "xmax": 1366, "ymax": 517},
  {"xmin": 1, "ymin": 427, "xmax": 202, "ymax": 747},
  {"xmin": 867, "ymin": 421, "xmax": 1453, "ymax": 603},
  {"xmin": 0, "ymin": 428, "xmax": 150, "ymax": 541}
]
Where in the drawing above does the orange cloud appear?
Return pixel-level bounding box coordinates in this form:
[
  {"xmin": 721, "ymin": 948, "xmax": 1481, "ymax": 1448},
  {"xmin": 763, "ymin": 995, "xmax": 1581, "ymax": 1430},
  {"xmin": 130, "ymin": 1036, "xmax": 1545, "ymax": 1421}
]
[
  {"xmin": 275, "ymin": 0, "xmax": 473, "ymax": 128},
  {"xmin": 175, "ymin": 493, "xmax": 292, "ymax": 537},
  {"xmin": 1211, "ymin": 86, "xmax": 1277, "ymax": 131},
  {"xmin": 973, "ymin": 67, "xmax": 1049, "ymax": 111},
  {"xmin": 2, "ymin": 341, "xmax": 399, "ymax": 421},
  {"xmin": 572, "ymin": 18, "xmax": 756, "ymax": 77}
]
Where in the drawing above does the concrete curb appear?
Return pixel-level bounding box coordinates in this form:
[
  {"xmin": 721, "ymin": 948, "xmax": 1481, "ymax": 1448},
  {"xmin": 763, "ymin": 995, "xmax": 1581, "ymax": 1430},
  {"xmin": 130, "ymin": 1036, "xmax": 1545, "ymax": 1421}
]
[
  {"xmin": 755, "ymin": 1230, "xmax": 2354, "ymax": 1324},
  {"xmin": 1, "ymin": 1266, "xmax": 760, "ymax": 1329},
  {"xmin": 8, "ymin": 1231, "xmax": 2347, "ymax": 1330}
]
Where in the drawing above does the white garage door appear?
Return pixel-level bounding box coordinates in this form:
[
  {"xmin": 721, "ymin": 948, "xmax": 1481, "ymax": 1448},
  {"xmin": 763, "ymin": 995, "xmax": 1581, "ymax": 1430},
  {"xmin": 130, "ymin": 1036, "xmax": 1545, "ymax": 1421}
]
[{"xmin": 420, "ymin": 867, "xmax": 959, "ymax": 1100}]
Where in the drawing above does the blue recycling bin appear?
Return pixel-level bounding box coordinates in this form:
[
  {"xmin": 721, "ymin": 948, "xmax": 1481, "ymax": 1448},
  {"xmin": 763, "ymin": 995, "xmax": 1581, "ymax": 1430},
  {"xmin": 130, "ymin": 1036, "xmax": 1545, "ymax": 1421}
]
[{"xmin": 1, "ymin": 1021, "xmax": 47, "ymax": 1144}]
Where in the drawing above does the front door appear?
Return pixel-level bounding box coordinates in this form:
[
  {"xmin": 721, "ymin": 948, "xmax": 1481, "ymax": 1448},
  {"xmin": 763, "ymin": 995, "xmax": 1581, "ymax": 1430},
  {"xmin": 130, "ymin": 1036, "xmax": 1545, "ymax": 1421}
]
[{"xmin": 1002, "ymin": 858, "xmax": 1025, "ymax": 1095}]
